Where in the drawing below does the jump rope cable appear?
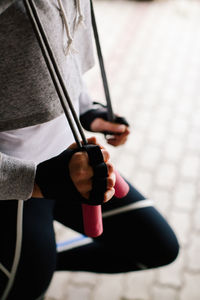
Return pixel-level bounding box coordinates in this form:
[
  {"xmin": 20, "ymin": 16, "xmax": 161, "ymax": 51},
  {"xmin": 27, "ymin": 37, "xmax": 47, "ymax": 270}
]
[{"xmin": 90, "ymin": 0, "xmax": 115, "ymax": 122}]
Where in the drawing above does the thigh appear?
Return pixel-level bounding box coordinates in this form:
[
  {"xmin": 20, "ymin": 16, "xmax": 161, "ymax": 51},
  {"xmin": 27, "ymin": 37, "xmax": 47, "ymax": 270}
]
[
  {"xmin": 98, "ymin": 181, "xmax": 179, "ymax": 269},
  {"xmin": 55, "ymin": 178, "xmax": 179, "ymax": 272},
  {"xmin": 0, "ymin": 198, "xmax": 57, "ymax": 300}
]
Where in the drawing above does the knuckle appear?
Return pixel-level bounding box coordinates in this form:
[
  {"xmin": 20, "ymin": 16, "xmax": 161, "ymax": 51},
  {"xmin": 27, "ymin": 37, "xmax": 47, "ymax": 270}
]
[
  {"xmin": 76, "ymin": 169, "xmax": 85, "ymax": 179},
  {"xmin": 74, "ymin": 152, "xmax": 87, "ymax": 162},
  {"xmin": 79, "ymin": 182, "xmax": 92, "ymax": 194},
  {"xmin": 107, "ymin": 177, "xmax": 115, "ymax": 188},
  {"xmin": 106, "ymin": 162, "xmax": 114, "ymax": 172},
  {"xmin": 77, "ymin": 167, "xmax": 93, "ymax": 181},
  {"xmin": 102, "ymin": 149, "xmax": 110, "ymax": 161},
  {"xmin": 104, "ymin": 188, "xmax": 115, "ymax": 202}
]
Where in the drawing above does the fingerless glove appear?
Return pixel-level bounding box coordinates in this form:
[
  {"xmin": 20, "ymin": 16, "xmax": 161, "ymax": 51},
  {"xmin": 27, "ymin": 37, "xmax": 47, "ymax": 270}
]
[
  {"xmin": 35, "ymin": 148, "xmax": 78, "ymax": 201},
  {"xmin": 80, "ymin": 102, "xmax": 129, "ymax": 132},
  {"xmin": 35, "ymin": 145, "xmax": 108, "ymax": 205}
]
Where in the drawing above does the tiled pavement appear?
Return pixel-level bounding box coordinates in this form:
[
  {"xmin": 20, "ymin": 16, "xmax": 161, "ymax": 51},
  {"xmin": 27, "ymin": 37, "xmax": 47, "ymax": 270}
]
[{"xmin": 45, "ymin": 0, "xmax": 200, "ymax": 299}]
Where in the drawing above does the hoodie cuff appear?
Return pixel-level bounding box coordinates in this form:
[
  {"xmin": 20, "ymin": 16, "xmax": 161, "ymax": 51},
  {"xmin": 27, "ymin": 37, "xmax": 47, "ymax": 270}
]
[{"xmin": 0, "ymin": 153, "xmax": 36, "ymax": 200}]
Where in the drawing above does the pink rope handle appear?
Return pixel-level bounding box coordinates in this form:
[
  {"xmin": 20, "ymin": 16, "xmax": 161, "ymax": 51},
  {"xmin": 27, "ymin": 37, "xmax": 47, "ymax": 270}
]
[{"xmin": 82, "ymin": 170, "xmax": 129, "ymax": 237}]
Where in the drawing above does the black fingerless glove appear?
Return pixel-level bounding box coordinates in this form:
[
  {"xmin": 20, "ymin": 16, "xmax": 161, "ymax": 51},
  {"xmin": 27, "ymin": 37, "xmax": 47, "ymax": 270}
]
[
  {"xmin": 35, "ymin": 148, "xmax": 78, "ymax": 201},
  {"xmin": 35, "ymin": 145, "xmax": 108, "ymax": 205},
  {"xmin": 80, "ymin": 102, "xmax": 129, "ymax": 133}
]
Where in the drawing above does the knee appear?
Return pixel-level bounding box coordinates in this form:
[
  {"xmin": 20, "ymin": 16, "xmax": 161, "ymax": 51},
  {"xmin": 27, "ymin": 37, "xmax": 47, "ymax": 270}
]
[
  {"xmin": 142, "ymin": 208, "xmax": 180, "ymax": 269},
  {"xmin": 151, "ymin": 231, "xmax": 180, "ymax": 269},
  {"xmin": 162, "ymin": 235, "xmax": 180, "ymax": 266}
]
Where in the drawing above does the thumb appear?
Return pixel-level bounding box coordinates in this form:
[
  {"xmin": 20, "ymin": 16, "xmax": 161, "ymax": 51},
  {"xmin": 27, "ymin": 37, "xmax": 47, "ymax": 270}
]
[{"xmin": 91, "ymin": 118, "xmax": 126, "ymax": 133}]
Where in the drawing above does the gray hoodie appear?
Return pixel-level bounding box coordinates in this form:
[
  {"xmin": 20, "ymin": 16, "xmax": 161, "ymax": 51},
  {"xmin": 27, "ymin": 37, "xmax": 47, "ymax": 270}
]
[{"xmin": 0, "ymin": 0, "xmax": 95, "ymax": 200}]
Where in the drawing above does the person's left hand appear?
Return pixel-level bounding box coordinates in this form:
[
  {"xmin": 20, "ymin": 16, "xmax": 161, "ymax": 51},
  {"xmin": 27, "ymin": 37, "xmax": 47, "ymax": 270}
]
[{"xmin": 90, "ymin": 118, "xmax": 130, "ymax": 147}]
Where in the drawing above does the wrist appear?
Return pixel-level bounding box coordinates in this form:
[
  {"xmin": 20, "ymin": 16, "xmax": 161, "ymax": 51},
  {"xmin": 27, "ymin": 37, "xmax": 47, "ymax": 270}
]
[{"xmin": 32, "ymin": 183, "xmax": 43, "ymax": 198}]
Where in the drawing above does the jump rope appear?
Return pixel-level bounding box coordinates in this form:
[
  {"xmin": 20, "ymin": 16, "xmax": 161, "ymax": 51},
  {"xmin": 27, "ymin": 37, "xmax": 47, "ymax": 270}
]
[
  {"xmin": 23, "ymin": 0, "xmax": 130, "ymax": 237},
  {"xmin": 1, "ymin": 1, "xmax": 130, "ymax": 298}
]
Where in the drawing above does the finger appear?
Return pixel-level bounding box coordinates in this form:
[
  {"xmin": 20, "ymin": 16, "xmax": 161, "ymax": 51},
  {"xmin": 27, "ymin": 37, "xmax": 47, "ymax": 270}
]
[
  {"xmin": 104, "ymin": 187, "xmax": 115, "ymax": 203},
  {"xmin": 104, "ymin": 121, "xmax": 126, "ymax": 133},
  {"xmin": 69, "ymin": 152, "xmax": 94, "ymax": 184},
  {"xmin": 82, "ymin": 191, "xmax": 90, "ymax": 200},
  {"xmin": 70, "ymin": 151, "xmax": 89, "ymax": 168},
  {"xmin": 69, "ymin": 136, "xmax": 104, "ymax": 150},
  {"xmin": 106, "ymin": 128, "xmax": 130, "ymax": 140},
  {"xmin": 91, "ymin": 118, "xmax": 127, "ymax": 134},
  {"xmin": 120, "ymin": 127, "xmax": 130, "ymax": 136},
  {"xmin": 106, "ymin": 162, "xmax": 114, "ymax": 175},
  {"xmin": 101, "ymin": 149, "xmax": 110, "ymax": 163},
  {"xmin": 107, "ymin": 137, "xmax": 128, "ymax": 147},
  {"xmin": 107, "ymin": 130, "xmax": 129, "ymax": 146},
  {"xmin": 87, "ymin": 136, "xmax": 105, "ymax": 149},
  {"xmin": 107, "ymin": 172, "xmax": 116, "ymax": 189},
  {"xmin": 77, "ymin": 181, "xmax": 93, "ymax": 195},
  {"xmin": 76, "ymin": 166, "xmax": 93, "ymax": 181},
  {"xmin": 87, "ymin": 136, "xmax": 97, "ymax": 145},
  {"xmin": 107, "ymin": 139, "xmax": 118, "ymax": 147},
  {"xmin": 68, "ymin": 141, "xmax": 79, "ymax": 150},
  {"xmin": 112, "ymin": 133, "xmax": 129, "ymax": 143}
]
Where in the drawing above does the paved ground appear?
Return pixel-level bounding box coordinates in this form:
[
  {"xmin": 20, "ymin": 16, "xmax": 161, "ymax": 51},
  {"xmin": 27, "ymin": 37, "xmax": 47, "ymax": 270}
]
[{"xmin": 45, "ymin": 0, "xmax": 200, "ymax": 299}]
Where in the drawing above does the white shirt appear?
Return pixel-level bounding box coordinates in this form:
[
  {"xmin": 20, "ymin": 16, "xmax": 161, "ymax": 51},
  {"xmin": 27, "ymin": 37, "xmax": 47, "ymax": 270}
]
[
  {"xmin": 0, "ymin": 87, "xmax": 93, "ymax": 164},
  {"xmin": 0, "ymin": 114, "xmax": 76, "ymax": 164}
]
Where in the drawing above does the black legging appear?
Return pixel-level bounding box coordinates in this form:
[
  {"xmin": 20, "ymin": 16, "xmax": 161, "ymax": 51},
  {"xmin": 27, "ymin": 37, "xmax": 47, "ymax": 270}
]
[{"xmin": 0, "ymin": 179, "xmax": 179, "ymax": 300}]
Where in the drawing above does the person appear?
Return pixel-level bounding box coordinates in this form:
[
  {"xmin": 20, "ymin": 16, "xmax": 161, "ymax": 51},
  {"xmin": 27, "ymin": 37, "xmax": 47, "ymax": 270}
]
[{"xmin": 0, "ymin": 1, "xmax": 179, "ymax": 299}]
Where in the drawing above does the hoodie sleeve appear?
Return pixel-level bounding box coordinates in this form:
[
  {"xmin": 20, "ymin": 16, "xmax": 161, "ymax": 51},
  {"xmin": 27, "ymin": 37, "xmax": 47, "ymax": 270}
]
[
  {"xmin": 79, "ymin": 83, "xmax": 94, "ymax": 116},
  {"xmin": 0, "ymin": 152, "xmax": 36, "ymax": 200}
]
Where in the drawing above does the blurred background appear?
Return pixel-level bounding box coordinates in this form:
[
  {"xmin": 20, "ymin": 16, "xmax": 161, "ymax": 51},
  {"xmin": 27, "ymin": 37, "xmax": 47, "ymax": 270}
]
[{"xmin": 46, "ymin": 0, "xmax": 200, "ymax": 299}]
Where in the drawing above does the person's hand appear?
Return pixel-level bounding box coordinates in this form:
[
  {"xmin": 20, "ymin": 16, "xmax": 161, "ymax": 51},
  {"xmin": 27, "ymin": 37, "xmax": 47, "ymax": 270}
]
[
  {"xmin": 91, "ymin": 118, "xmax": 130, "ymax": 147},
  {"xmin": 69, "ymin": 136, "xmax": 116, "ymax": 202},
  {"xmin": 34, "ymin": 136, "xmax": 115, "ymax": 204},
  {"xmin": 80, "ymin": 104, "xmax": 130, "ymax": 146}
]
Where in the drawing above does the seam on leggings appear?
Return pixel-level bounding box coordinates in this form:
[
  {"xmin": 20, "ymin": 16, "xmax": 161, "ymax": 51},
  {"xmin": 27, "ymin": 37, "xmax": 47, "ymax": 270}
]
[
  {"xmin": 0, "ymin": 263, "xmax": 10, "ymax": 278},
  {"xmin": 57, "ymin": 235, "xmax": 93, "ymax": 252},
  {"xmin": 102, "ymin": 199, "xmax": 154, "ymax": 218},
  {"xmin": 136, "ymin": 262, "xmax": 148, "ymax": 270}
]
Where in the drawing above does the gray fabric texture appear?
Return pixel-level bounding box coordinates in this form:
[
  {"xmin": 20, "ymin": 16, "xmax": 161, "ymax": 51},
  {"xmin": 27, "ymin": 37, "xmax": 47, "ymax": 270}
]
[
  {"xmin": 0, "ymin": 0, "xmax": 94, "ymax": 131},
  {"xmin": 0, "ymin": 0, "xmax": 95, "ymax": 200},
  {"xmin": 0, "ymin": 152, "xmax": 36, "ymax": 200}
]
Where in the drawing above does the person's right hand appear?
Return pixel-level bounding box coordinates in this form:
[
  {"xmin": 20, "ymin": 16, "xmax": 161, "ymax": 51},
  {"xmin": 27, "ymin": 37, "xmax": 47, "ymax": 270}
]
[
  {"xmin": 34, "ymin": 136, "xmax": 115, "ymax": 204},
  {"xmin": 69, "ymin": 136, "xmax": 116, "ymax": 203}
]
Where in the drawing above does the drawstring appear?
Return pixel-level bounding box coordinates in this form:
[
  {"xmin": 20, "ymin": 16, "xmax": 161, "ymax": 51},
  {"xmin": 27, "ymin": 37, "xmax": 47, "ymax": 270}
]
[
  {"xmin": 75, "ymin": 0, "xmax": 86, "ymax": 31},
  {"xmin": 57, "ymin": 0, "xmax": 85, "ymax": 56},
  {"xmin": 57, "ymin": 0, "xmax": 77, "ymax": 55}
]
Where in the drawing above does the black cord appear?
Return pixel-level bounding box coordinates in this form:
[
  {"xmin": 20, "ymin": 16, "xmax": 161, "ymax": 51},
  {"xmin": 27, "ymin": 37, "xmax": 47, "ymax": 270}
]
[
  {"xmin": 23, "ymin": 0, "xmax": 87, "ymax": 147},
  {"xmin": 90, "ymin": 0, "xmax": 115, "ymax": 123}
]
